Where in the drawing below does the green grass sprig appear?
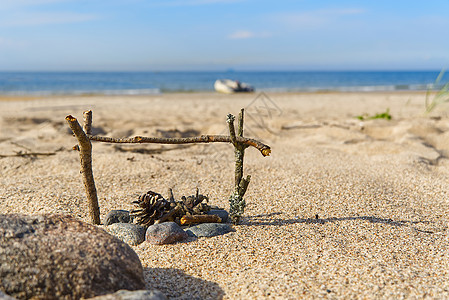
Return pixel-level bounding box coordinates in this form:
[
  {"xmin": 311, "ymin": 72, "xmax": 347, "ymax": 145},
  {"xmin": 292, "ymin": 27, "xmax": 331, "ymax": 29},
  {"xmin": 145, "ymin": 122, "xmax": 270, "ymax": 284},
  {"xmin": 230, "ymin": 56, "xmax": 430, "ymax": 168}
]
[{"xmin": 425, "ymin": 69, "xmax": 449, "ymax": 114}]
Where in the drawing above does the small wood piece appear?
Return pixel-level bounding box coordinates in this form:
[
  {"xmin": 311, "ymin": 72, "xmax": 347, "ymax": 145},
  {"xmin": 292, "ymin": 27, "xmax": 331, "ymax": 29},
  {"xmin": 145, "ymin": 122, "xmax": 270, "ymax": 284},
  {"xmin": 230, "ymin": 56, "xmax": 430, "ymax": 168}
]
[
  {"xmin": 226, "ymin": 114, "xmax": 237, "ymax": 146},
  {"xmin": 180, "ymin": 214, "xmax": 221, "ymax": 225},
  {"xmin": 87, "ymin": 134, "xmax": 271, "ymax": 157},
  {"xmin": 154, "ymin": 206, "xmax": 181, "ymax": 224},
  {"xmin": 0, "ymin": 151, "xmax": 56, "ymax": 158},
  {"xmin": 168, "ymin": 188, "xmax": 175, "ymax": 202},
  {"xmin": 237, "ymin": 108, "xmax": 244, "ymax": 137},
  {"xmin": 83, "ymin": 110, "xmax": 93, "ymax": 135},
  {"xmin": 65, "ymin": 115, "xmax": 101, "ymax": 225},
  {"xmin": 234, "ymin": 109, "xmax": 248, "ymax": 189},
  {"xmin": 228, "ymin": 109, "xmax": 253, "ymax": 224}
]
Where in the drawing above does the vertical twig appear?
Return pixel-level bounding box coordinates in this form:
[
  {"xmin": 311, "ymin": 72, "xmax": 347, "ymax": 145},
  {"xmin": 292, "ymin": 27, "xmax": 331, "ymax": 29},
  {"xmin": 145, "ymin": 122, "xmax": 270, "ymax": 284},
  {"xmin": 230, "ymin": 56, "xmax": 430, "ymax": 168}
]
[
  {"xmin": 65, "ymin": 115, "xmax": 101, "ymax": 225},
  {"xmin": 168, "ymin": 188, "xmax": 175, "ymax": 202},
  {"xmin": 235, "ymin": 109, "xmax": 246, "ymax": 188},
  {"xmin": 237, "ymin": 108, "xmax": 244, "ymax": 137},
  {"xmin": 83, "ymin": 110, "xmax": 93, "ymax": 135},
  {"xmin": 226, "ymin": 114, "xmax": 237, "ymax": 144},
  {"xmin": 228, "ymin": 108, "xmax": 251, "ymax": 224}
]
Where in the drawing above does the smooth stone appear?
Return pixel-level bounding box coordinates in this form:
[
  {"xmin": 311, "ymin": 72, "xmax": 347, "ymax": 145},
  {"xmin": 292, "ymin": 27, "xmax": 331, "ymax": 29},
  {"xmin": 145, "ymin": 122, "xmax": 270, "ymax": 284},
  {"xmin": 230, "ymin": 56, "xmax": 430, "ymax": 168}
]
[
  {"xmin": 185, "ymin": 223, "xmax": 233, "ymax": 238},
  {"xmin": 0, "ymin": 291, "xmax": 16, "ymax": 300},
  {"xmin": 106, "ymin": 223, "xmax": 146, "ymax": 246},
  {"xmin": 145, "ymin": 222, "xmax": 188, "ymax": 245},
  {"xmin": 86, "ymin": 289, "xmax": 167, "ymax": 300},
  {"xmin": 207, "ymin": 209, "xmax": 229, "ymax": 223},
  {"xmin": 0, "ymin": 214, "xmax": 145, "ymax": 299},
  {"xmin": 105, "ymin": 210, "xmax": 131, "ymax": 225}
]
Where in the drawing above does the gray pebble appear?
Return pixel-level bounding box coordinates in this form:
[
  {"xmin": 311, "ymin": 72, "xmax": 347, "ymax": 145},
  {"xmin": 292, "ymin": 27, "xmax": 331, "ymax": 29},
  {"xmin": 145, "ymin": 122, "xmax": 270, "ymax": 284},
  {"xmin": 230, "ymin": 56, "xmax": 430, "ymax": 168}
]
[
  {"xmin": 146, "ymin": 222, "xmax": 188, "ymax": 245},
  {"xmin": 106, "ymin": 223, "xmax": 146, "ymax": 246},
  {"xmin": 86, "ymin": 289, "xmax": 167, "ymax": 300},
  {"xmin": 185, "ymin": 223, "xmax": 233, "ymax": 238},
  {"xmin": 0, "ymin": 291, "xmax": 16, "ymax": 300},
  {"xmin": 105, "ymin": 210, "xmax": 131, "ymax": 225}
]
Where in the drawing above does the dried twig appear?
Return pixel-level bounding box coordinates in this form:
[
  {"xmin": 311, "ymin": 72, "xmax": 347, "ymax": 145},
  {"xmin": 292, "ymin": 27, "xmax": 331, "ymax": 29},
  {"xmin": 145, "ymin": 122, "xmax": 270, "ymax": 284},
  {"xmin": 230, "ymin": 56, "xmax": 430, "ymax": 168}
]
[
  {"xmin": 228, "ymin": 109, "xmax": 251, "ymax": 224},
  {"xmin": 168, "ymin": 188, "xmax": 175, "ymax": 202},
  {"xmin": 0, "ymin": 152, "xmax": 56, "ymax": 158},
  {"xmin": 180, "ymin": 214, "xmax": 221, "ymax": 225},
  {"xmin": 88, "ymin": 134, "xmax": 271, "ymax": 157},
  {"xmin": 10, "ymin": 141, "xmax": 32, "ymax": 151},
  {"xmin": 83, "ymin": 110, "xmax": 93, "ymax": 135},
  {"xmin": 65, "ymin": 115, "xmax": 101, "ymax": 225},
  {"xmin": 155, "ymin": 206, "xmax": 181, "ymax": 224}
]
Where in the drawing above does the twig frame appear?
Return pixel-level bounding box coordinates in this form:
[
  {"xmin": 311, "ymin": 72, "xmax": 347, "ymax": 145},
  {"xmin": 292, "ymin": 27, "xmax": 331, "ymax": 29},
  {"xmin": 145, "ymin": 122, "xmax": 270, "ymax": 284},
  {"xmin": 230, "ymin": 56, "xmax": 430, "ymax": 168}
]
[{"xmin": 66, "ymin": 109, "xmax": 271, "ymax": 225}]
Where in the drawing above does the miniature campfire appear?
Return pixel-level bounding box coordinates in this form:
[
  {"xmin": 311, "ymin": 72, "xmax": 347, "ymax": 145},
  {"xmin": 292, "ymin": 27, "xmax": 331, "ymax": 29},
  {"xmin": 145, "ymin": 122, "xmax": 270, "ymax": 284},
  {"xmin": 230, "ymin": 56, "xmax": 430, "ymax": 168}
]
[
  {"xmin": 66, "ymin": 108, "xmax": 270, "ymax": 225},
  {"xmin": 130, "ymin": 188, "xmax": 221, "ymax": 227}
]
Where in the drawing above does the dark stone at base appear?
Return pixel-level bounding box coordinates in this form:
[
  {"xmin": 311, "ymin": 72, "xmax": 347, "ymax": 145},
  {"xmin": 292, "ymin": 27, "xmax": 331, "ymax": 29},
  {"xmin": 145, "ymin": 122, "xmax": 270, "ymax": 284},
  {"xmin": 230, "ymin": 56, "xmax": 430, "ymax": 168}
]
[
  {"xmin": 0, "ymin": 214, "xmax": 145, "ymax": 300},
  {"xmin": 0, "ymin": 291, "xmax": 16, "ymax": 300},
  {"xmin": 207, "ymin": 209, "xmax": 229, "ymax": 223},
  {"xmin": 185, "ymin": 223, "xmax": 233, "ymax": 238},
  {"xmin": 106, "ymin": 223, "xmax": 146, "ymax": 246},
  {"xmin": 86, "ymin": 289, "xmax": 167, "ymax": 300},
  {"xmin": 105, "ymin": 210, "xmax": 131, "ymax": 225},
  {"xmin": 145, "ymin": 222, "xmax": 188, "ymax": 245}
]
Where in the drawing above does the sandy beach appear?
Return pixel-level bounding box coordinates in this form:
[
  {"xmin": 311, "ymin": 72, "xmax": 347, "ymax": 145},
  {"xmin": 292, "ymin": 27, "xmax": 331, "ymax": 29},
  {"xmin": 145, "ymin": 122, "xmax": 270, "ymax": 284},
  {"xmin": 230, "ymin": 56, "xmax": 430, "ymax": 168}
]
[{"xmin": 1, "ymin": 92, "xmax": 448, "ymax": 299}]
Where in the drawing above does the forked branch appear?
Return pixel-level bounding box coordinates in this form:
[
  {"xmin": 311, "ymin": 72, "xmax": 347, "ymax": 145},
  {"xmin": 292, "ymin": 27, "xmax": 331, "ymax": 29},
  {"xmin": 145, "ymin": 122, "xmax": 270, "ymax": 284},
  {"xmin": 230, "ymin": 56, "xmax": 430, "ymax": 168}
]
[{"xmin": 65, "ymin": 113, "xmax": 101, "ymax": 225}]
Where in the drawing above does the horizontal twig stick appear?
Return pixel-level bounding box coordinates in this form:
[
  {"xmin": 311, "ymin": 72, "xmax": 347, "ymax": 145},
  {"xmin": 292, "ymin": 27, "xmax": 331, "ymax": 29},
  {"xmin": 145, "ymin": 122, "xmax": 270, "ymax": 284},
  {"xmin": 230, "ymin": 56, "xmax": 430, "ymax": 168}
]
[
  {"xmin": 87, "ymin": 134, "xmax": 271, "ymax": 157},
  {"xmin": 0, "ymin": 152, "xmax": 56, "ymax": 158},
  {"xmin": 180, "ymin": 214, "xmax": 222, "ymax": 225}
]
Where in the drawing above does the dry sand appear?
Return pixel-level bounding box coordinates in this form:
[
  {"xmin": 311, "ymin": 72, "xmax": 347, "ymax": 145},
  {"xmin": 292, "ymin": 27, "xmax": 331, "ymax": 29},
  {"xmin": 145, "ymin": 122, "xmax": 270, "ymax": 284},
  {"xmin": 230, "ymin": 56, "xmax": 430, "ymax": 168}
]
[{"xmin": 0, "ymin": 92, "xmax": 448, "ymax": 299}]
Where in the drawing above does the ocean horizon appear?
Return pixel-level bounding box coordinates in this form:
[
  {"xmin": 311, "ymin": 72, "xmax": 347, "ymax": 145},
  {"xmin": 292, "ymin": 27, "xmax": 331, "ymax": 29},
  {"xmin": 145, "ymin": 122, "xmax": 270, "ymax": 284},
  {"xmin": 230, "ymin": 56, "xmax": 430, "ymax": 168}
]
[{"xmin": 0, "ymin": 70, "xmax": 448, "ymax": 96}]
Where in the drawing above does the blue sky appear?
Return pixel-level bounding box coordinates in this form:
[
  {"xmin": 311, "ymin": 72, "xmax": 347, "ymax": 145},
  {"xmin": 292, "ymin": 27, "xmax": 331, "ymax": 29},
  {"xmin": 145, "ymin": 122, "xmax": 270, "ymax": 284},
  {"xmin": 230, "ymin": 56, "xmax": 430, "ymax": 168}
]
[{"xmin": 0, "ymin": 0, "xmax": 448, "ymax": 71}]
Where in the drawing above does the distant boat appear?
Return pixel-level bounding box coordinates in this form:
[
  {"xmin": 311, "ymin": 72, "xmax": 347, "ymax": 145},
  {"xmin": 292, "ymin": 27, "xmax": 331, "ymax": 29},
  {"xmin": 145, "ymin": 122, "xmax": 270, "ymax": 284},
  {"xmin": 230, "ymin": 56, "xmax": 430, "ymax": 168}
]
[{"xmin": 214, "ymin": 79, "xmax": 254, "ymax": 94}]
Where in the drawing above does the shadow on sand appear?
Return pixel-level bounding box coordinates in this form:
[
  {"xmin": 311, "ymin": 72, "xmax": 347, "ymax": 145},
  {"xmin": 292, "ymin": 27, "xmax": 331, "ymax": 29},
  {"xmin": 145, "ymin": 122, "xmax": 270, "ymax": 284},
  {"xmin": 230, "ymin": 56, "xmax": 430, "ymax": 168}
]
[
  {"xmin": 241, "ymin": 212, "xmax": 437, "ymax": 234},
  {"xmin": 144, "ymin": 267, "xmax": 224, "ymax": 300}
]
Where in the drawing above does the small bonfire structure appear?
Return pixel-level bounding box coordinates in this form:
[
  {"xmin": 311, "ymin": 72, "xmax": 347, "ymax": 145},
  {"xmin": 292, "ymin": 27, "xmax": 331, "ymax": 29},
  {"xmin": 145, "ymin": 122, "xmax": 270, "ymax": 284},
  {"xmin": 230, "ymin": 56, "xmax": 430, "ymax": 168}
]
[{"xmin": 66, "ymin": 108, "xmax": 270, "ymax": 225}]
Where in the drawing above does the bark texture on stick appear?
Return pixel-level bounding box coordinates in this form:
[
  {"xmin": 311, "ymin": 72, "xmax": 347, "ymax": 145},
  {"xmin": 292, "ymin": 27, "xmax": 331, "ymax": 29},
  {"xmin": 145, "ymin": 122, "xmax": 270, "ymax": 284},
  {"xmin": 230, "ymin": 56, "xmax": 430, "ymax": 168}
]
[
  {"xmin": 83, "ymin": 110, "xmax": 93, "ymax": 135},
  {"xmin": 228, "ymin": 109, "xmax": 251, "ymax": 224},
  {"xmin": 0, "ymin": 152, "xmax": 56, "ymax": 158},
  {"xmin": 234, "ymin": 109, "xmax": 248, "ymax": 188},
  {"xmin": 88, "ymin": 134, "xmax": 271, "ymax": 157},
  {"xmin": 180, "ymin": 214, "xmax": 221, "ymax": 225},
  {"xmin": 66, "ymin": 115, "xmax": 101, "ymax": 225}
]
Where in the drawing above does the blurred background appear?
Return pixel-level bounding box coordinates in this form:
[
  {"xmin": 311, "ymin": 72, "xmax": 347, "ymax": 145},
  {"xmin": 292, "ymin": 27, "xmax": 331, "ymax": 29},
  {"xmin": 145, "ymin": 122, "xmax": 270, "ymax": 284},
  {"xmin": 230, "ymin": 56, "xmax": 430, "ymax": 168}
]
[{"xmin": 0, "ymin": 0, "xmax": 448, "ymax": 94}]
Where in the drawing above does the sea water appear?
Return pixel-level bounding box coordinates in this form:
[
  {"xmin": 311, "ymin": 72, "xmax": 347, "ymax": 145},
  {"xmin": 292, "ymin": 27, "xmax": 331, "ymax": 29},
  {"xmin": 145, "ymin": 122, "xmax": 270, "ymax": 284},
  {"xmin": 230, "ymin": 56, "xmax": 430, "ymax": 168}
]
[{"xmin": 0, "ymin": 71, "xmax": 447, "ymax": 95}]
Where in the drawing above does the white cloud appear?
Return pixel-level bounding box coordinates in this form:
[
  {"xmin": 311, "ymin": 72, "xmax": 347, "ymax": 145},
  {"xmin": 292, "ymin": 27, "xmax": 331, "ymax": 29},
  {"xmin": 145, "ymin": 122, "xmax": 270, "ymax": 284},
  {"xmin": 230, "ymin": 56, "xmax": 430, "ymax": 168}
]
[
  {"xmin": 275, "ymin": 8, "xmax": 366, "ymax": 29},
  {"xmin": 329, "ymin": 8, "xmax": 365, "ymax": 15},
  {"xmin": 0, "ymin": 37, "xmax": 11, "ymax": 46},
  {"xmin": 0, "ymin": 12, "xmax": 97, "ymax": 26},
  {"xmin": 0, "ymin": 0, "xmax": 98, "ymax": 26},
  {"xmin": 148, "ymin": 0, "xmax": 244, "ymax": 6},
  {"xmin": 228, "ymin": 30, "xmax": 254, "ymax": 39},
  {"xmin": 0, "ymin": 37, "xmax": 27, "ymax": 51},
  {"xmin": 0, "ymin": 0, "xmax": 72, "ymax": 10},
  {"xmin": 227, "ymin": 30, "xmax": 272, "ymax": 39},
  {"xmin": 188, "ymin": 0, "xmax": 242, "ymax": 3}
]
